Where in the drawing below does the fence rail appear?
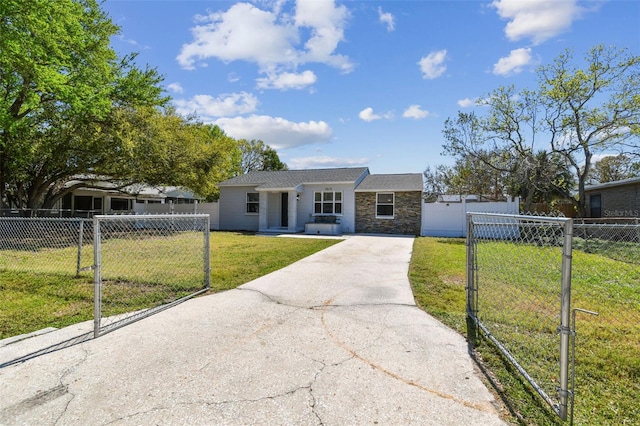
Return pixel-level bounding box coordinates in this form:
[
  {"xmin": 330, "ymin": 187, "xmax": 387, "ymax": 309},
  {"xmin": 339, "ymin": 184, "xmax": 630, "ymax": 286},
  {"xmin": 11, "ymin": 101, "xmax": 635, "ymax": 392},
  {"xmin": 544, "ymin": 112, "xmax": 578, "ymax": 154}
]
[
  {"xmin": 92, "ymin": 214, "xmax": 210, "ymax": 336},
  {"xmin": 466, "ymin": 213, "xmax": 640, "ymax": 424},
  {"xmin": 0, "ymin": 215, "xmax": 210, "ymax": 365}
]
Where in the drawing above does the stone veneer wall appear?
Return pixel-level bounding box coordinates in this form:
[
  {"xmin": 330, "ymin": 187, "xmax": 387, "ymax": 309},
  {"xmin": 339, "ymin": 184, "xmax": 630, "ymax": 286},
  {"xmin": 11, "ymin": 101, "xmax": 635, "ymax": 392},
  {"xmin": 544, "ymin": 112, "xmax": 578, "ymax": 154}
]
[
  {"xmin": 355, "ymin": 191, "xmax": 422, "ymax": 235},
  {"xmin": 586, "ymin": 182, "xmax": 640, "ymax": 218}
]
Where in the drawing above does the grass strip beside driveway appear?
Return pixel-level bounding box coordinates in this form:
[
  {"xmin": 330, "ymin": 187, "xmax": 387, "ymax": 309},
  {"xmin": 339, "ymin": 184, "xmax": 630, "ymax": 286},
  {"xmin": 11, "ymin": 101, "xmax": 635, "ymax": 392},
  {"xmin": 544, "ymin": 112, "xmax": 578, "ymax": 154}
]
[
  {"xmin": 0, "ymin": 232, "xmax": 340, "ymax": 339},
  {"xmin": 409, "ymin": 237, "xmax": 639, "ymax": 426}
]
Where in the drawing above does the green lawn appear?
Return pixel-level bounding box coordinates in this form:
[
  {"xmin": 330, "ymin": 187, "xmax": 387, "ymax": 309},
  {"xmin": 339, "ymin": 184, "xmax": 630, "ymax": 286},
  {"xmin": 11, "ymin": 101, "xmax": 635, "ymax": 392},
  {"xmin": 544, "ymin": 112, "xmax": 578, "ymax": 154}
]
[
  {"xmin": 409, "ymin": 237, "xmax": 640, "ymax": 426},
  {"xmin": 0, "ymin": 232, "xmax": 340, "ymax": 339},
  {"xmin": 3, "ymin": 232, "xmax": 637, "ymax": 425}
]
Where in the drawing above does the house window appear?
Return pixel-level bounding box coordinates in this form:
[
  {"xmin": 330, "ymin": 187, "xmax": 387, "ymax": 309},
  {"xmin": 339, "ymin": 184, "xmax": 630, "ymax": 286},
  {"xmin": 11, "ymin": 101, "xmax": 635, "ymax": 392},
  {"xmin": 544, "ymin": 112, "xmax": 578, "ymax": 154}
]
[
  {"xmin": 74, "ymin": 196, "xmax": 92, "ymax": 211},
  {"xmin": 589, "ymin": 194, "xmax": 602, "ymax": 218},
  {"xmin": 111, "ymin": 198, "xmax": 130, "ymax": 211},
  {"xmin": 314, "ymin": 191, "xmax": 342, "ymax": 215},
  {"xmin": 376, "ymin": 193, "xmax": 394, "ymax": 218},
  {"xmin": 246, "ymin": 192, "xmax": 259, "ymax": 214}
]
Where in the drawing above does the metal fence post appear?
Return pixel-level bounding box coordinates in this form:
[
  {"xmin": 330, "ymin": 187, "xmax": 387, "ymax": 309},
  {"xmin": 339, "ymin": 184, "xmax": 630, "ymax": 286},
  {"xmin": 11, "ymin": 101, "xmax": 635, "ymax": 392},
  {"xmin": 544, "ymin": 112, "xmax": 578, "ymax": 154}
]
[
  {"xmin": 466, "ymin": 213, "xmax": 479, "ymax": 346},
  {"xmin": 558, "ymin": 218, "xmax": 574, "ymax": 421},
  {"xmin": 93, "ymin": 216, "xmax": 102, "ymax": 338},
  {"xmin": 466, "ymin": 213, "xmax": 476, "ymax": 319},
  {"xmin": 204, "ymin": 215, "xmax": 210, "ymax": 289},
  {"xmin": 76, "ymin": 219, "xmax": 84, "ymax": 277}
]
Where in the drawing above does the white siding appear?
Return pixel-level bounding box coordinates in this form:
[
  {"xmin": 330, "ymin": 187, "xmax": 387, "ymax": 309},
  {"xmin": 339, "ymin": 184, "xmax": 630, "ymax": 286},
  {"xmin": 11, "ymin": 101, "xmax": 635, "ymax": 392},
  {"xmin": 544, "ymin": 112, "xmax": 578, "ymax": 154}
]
[
  {"xmin": 298, "ymin": 183, "xmax": 357, "ymax": 233},
  {"xmin": 219, "ymin": 186, "xmax": 260, "ymax": 231}
]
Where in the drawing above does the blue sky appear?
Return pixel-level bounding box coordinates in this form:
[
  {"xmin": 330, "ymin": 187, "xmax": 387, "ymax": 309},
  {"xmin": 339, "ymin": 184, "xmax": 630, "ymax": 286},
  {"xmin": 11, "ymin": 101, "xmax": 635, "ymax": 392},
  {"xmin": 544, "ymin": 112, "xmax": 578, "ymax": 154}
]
[{"xmin": 104, "ymin": 0, "xmax": 640, "ymax": 175}]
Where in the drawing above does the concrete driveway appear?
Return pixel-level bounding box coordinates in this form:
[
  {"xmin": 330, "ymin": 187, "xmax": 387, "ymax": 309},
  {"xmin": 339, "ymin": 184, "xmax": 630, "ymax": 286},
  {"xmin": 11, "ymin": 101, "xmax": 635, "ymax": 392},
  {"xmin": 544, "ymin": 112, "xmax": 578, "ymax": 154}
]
[{"xmin": 0, "ymin": 235, "xmax": 506, "ymax": 425}]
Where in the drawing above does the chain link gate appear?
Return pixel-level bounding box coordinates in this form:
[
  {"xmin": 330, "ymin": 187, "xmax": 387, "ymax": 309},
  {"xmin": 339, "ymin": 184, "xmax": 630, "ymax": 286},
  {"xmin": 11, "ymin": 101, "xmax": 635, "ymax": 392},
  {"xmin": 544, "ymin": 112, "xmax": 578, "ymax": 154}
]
[
  {"xmin": 1, "ymin": 215, "xmax": 211, "ymax": 366},
  {"xmin": 467, "ymin": 213, "xmax": 640, "ymax": 424},
  {"xmin": 466, "ymin": 213, "xmax": 574, "ymax": 421},
  {"xmin": 93, "ymin": 214, "xmax": 210, "ymax": 337}
]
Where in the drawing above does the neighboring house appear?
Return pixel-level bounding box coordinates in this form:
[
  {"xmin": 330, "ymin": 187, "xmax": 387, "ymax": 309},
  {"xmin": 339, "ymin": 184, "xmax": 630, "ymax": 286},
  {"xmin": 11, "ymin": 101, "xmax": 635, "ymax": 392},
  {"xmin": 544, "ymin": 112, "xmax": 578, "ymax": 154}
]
[
  {"xmin": 584, "ymin": 177, "xmax": 640, "ymax": 218},
  {"xmin": 217, "ymin": 167, "xmax": 424, "ymax": 235},
  {"xmin": 56, "ymin": 180, "xmax": 201, "ymax": 216}
]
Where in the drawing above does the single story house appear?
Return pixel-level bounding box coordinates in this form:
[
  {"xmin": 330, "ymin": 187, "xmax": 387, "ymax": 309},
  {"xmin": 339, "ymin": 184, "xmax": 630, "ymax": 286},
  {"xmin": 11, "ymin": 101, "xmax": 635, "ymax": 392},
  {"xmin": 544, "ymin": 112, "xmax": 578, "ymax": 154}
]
[
  {"xmin": 217, "ymin": 167, "xmax": 424, "ymax": 235},
  {"xmin": 584, "ymin": 177, "xmax": 640, "ymax": 218},
  {"xmin": 54, "ymin": 179, "xmax": 201, "ymax": 217}
]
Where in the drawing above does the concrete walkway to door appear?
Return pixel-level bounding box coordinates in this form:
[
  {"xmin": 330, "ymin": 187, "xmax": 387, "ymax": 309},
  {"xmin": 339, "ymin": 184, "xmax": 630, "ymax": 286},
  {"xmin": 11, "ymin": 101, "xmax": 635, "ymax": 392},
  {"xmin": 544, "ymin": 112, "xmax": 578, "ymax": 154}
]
[{"xmin": 0, "ymin": 235, "xmax": 506, "ymax": 425}]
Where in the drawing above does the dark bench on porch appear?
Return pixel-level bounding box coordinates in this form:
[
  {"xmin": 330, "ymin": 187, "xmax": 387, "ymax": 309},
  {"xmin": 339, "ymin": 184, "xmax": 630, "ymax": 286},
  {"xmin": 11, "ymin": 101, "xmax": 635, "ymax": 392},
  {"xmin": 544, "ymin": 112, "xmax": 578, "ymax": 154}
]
[{"xmin": 304, "ymin": 215, "xmax": 341, "ymax": 235}]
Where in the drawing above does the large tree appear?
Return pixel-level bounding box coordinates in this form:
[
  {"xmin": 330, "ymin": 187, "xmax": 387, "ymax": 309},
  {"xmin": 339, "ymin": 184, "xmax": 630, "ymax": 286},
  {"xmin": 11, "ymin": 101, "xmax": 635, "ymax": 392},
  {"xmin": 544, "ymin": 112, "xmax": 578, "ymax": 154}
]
[
  {"xmin": 442, "ymin": 45, "xmax": 640, "ymax": 216},
  {"xmin": 588, "ymin": 154, "xmax": 640, "ymax": 184},
  {"xmin": 540, "ymin": 45, "xmax": 640, "ymax": 216},
  {"xmin": 111, "ymin": 108, "xmax": 242, "ymax": 201},
  {"xmin": 0, "ymin": 0, "xmax": 167, "ymax": 209},
  {"xmin": 443, "ymin": 108, "xmax": 565, "ymax": 211},
  {"xmin": 238, "ymin": 139, "xmax": 288, "ymax": 174}
]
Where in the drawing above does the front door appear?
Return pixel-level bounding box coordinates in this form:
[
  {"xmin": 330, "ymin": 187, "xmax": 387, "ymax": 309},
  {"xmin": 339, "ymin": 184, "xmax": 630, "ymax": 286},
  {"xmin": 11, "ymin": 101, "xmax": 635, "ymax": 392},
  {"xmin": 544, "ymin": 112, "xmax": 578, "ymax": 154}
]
[{"xmin": 281, "ymin": 193, "xmax": 288, "ymax": 227}]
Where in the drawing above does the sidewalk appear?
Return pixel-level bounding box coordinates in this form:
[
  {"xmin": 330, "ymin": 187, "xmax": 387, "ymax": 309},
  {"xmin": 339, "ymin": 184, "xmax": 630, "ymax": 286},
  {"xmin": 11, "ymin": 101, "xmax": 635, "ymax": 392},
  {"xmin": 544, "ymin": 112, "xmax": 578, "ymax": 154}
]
[{"xmin": 0, "ymin": 235, "xmax": 506, "ymax": 425}]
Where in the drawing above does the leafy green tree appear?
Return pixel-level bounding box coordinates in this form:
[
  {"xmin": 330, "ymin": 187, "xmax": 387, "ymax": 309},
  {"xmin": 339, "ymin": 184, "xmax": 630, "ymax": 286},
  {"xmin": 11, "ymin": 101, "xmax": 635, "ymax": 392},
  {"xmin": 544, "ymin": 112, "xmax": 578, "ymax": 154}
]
[
  {"xmin": 442, "ymin": 45, "xmax": 640, "ymax": 216},
  {"xmin": 540, "ymin": 45, "xmax": 640, "ymax": 216},
  {"xmin": 238, "ymin": 139, "xmax": 287, "ymax": 173},
  {"xmin": 424, "ymin": 155, "xmax": 509, "ymax": 202},
  {"xmin": 0, "ymin": 0, "xmax": 167, "ymax": 209},
  {"xmin": 261, "ymin": 146, "xmax": 288, "ymax": 172},
  {"xmin": 422, "ymin": 165, "xmax": 448, "ymax": 202},
  {"xmin": 124, "ymin": 108, "xmax": 241, "ymax": 200},
  {"xmin": 588, "ymin": 154, "xmax": 640, "ymax": 184}
]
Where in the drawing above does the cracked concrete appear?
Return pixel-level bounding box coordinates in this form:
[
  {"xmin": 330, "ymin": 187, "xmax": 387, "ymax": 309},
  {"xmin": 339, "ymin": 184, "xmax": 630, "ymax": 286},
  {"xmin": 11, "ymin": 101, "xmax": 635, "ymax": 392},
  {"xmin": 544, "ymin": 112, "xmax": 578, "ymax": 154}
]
[{"xmin": 0, "ymin": 235, "xmax": 506, "ymax": 425}]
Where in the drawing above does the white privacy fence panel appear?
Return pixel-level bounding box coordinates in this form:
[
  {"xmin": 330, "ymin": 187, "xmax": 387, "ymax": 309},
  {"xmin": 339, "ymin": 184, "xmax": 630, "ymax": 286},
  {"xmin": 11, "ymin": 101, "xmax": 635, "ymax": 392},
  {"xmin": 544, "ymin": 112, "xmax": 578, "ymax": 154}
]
[
  {"xmin": 135, "ymin": 201, "xmax": 219, "ymax": 230},
  {"xmin": 421, "ymin": 198, "xmax": 519, "ymax": 237}
]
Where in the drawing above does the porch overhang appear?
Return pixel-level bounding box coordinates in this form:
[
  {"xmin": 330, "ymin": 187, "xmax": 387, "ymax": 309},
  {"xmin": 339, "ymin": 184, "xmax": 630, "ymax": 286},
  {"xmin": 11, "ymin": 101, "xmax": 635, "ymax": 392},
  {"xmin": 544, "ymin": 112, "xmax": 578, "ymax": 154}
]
[{"xmin": 255, "ymin": 183, "xmax": 303, "ymax": 192}]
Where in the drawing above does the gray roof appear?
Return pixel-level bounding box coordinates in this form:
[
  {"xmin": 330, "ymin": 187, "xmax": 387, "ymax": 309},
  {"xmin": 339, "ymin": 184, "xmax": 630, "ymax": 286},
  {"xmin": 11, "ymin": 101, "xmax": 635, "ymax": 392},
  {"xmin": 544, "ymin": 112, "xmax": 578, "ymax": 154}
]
[
  {"xmin": 218, "ymin": 167, "xmax": 370, "ymax": 190},
  {"xmin": 585, "ymin": 176, "xmax": 640, "ymax": 192},
  {"xmin": 355, "ymin": 174, "xmax": 423, "ymax": 192}
]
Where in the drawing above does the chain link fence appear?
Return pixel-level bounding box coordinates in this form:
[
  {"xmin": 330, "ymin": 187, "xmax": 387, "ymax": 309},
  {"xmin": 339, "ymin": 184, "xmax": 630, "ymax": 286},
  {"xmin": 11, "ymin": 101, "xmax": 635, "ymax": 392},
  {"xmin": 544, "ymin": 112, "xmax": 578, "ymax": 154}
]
[
  {"xmin": 570, "ymin": 218, "xmax": 639, "ymax": 425},
  {"xmin": 466, "ymin": 213, "xmax": 572, "ymax": 420},
  {"xmin": 93, "ymin": 214, "xmax": 210, "ymax": 336},
  {"xmin": 1, "ymin": 217, "xmax": 96, "ymax": 365},
  {"xmin": 1, "ymin": 215, "xmax": 210, "ymax": 365},
  {"xmin": 466, "ymin": 213, "xmax": 640, "ymax": 424},
  {"xmin": 0, "ymin": 217, "xmax": 94, "ymax": 278}
]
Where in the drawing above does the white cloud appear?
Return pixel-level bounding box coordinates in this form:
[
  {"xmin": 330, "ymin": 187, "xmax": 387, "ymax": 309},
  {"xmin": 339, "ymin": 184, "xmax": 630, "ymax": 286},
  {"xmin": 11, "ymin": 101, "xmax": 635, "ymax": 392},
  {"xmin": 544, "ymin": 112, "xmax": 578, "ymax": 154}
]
[
  {"xmin": 359, "ymin": 107, "xmax": 393, "ymax": 122},
  {"xmin": 177, "ymin": 1, "xmax": 353, "ymax": 76},
  {"xmin": 117, "ymin": 34, "xmax": 139, "ymax": 46},
  {"xmin": 378, "ymin": 7, "xmax": 395, "ymax": 32},
  {"xmin": 256, "ymin": 70, "xmax": 317, "ymax": 90},
  {"xmin": 167, "ymin": 83, "xmax": 184, "ymax": 94},
  {"xmin": 418, "ymin": 49, "xmax": 447, "ymax": 80},
  {"xmin": 359, "ymin": 107, "xmax": 379, "ymax": 122},
  {"xmin": 173, "ymin": 92, "xmax": 259, "ymax": 119},
  {"xmin": 176, "ymin": 3, "xmax": 295, "ymax": 70},
  {"xmin": 493, "ymin": 47, "xmax": 533, "ymax": 76},
  {"xmin": 294, "ymin": 0, "xmax": 352, "ymax": 71},
  {"xmin": 213, "ymin": 115, "xmax": 332, "ymax": 149},
  {"xmin": 403, "ymin": 105, "xmax": 430, "ymax": 119},
  {"xmin": 492, "ymin": 0, "xmax": 585, "ymax": 44},
  {"xmin": 457, "ymin": 98, "xmax": 478, "ymax": 108},
  {"xmin": 287, "ymin": 156, "xmax": 369, "ymax": 169}
]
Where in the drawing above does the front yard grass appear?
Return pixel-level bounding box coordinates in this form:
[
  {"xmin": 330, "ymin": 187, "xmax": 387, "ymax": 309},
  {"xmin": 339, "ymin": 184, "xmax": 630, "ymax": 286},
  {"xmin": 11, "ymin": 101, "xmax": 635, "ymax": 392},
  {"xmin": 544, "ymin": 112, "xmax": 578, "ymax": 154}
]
[
  {"xmin": 0, "ymin": 232, "xmax": 340, "ymax": 339},
  {"xmin": 409, "ymin": 237, "xmax": 640, "ymax": 426}
]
